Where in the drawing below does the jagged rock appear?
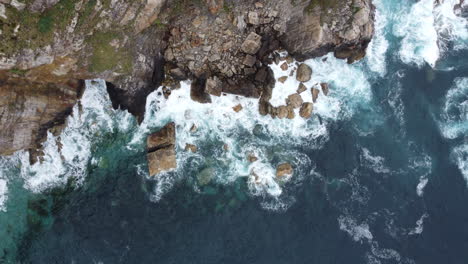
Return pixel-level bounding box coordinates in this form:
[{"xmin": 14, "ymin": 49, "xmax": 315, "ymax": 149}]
[
  {"xmin": 286, "ymin": 93, "xmax": 303, "ymax": 109},
  {"xmin": 205, "ymin": 76, "xmax": 222, "ymax": 97},
  {"xmin": 241, "ymin": 32, "xmax": 262, "ymax": 55},
  {"xmin": 185, "ymin": 143, "xmax": 198, "ymax": 153},
  {"xmin": 280, "ymin": 0, "xmax": 374, "ymax": 62},
  {"xmin": 205, "ymin": 0, "xmax": 223, "ymax": 14},
  {"xmin": 258, "ymin": 100, "xmax": 271, "ymax": 116},
  {"xmin": 278, "ymin": 76, "xmax": 288, "ymax": 83},
  {"xmin": 0, "ymin": 73, "xmax": 83, "ymax": 160},
  {"xmin": 287, "ymin": 106, "xmax": 295, "ymax": 119},
  {"xmin": 190, "ymin": 124, "xmax": 198, "ymax": 133},
  {"xmin": 191, "ymin": 79, "xmax": 212, "ymax": 104},
  {"xmin": 297, "ymin": 83, "xmax": 307, "ymax": 93},
  {"xmin": 299, "ymin": 102, "xmax": 313, "ymax": 118},
  {"xmin": 247, "ymin": 153, "xmax": 258, "ymax": 162},
  {"xmin": 233, "ymin": 104, "xmax": 243, "ymax": 112},
  {"xmin": 134, "ymin": 0, "xmax": 166, "ymax": 33},
  {"xmin": 277, "ymin": 105, "xmax": 289, "ymax": 119},
  {"xmin": 321, "ymin": 82, "xmax": 329, "ymax": 96},
  {"xmin": 296, "ymin": 64, "xmax": 312, "ymax": 82},
  {"xmin": 276, "ymin": 163, "xmax": 293, "ymax": 178},
  {"xmin": 280, "ymin": 62, "xmax": 289, "ymax": 71},
  {"xmin": 170, "ymin": 68, "xmax": 187, "ymax": 80},
  {"xmin": 312, "ymin": 88, "xmax": 320, "ymax": 102},
  {"xmin": 248, "ymin": 11, "xmax": 260, "ymax": 25},
  {"xmin": 0, "ymin": 0, "xmax": 375, "ymax": 157},
  {"xmin": 29, "ymin": 0, "xmax": 59, "ymax": 12},
  {"xmin": 147, "ymin": 122, "xmax": 177, "ymax": 176},
  {"xmin": 243, "ymin": 55, "xmax": 257, "ymax": 67}
]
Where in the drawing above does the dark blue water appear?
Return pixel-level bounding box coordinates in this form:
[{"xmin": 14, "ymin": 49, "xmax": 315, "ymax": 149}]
[
  {"xmin": 5, "ymin": 46, "xmax": 465, "ymax": 264},
  {"xmin": 1, "ymin": 0, "xmax": 468, "ymax": 262}
]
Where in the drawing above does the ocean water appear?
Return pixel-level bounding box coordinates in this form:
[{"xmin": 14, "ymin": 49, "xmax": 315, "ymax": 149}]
[{"xmin": 1, "ymin": 0, "xmax": 468, "ymax": 263}]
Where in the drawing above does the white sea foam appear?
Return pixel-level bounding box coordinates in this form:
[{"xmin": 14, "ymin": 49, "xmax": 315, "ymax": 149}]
[
  {"xmin": 440, "ymin": 77, "xmax": 468, "ymax": 139},
  {"xmin": 409, "ymin": 152, "xmax": 432, "ymax": 196},
  {"xmin": 19, "ymin": 79, "xmax": 134, "ymax": 193},
  {"xmin": 409, "ymin": 213, "xmax": 429, "ymax": 235},
  {"xmin": 393, "ymin": 0, "xmax": 468, "ymax": 67},
  {"xmin": 361, "ymin": 148, "xmax": 391, "ymax": 174},
  {"xmin": 0, "ymin": 179, "xmax": 7, "ymax": 212},
  {"xmin": 365, "ymin": 0, "xmax": 389, "ymax": 76},
  {"xmin": 138, "ymin": 54, "xmax": 373, "ymax": 202},
  {"xmin": 434, "ymin": 0, "xmax": 468, "ymax": 52},
  {"xmin": 440, "ymin": 78, "xmax": 468, "ymax": 182},
  {"xmin": 338, "ymin": 215, "xmax": 373, "ymax": 242},
  {"xmin": 393, "ymin": 0, "xmax": 439, "ymax": 67},
  {"xmin": 416, "ymin": 176, "xmax": 429, "ymax": 197},
  {"xmin": 452, "ymin": 144, "xmax": 468, "ymax": 183}
]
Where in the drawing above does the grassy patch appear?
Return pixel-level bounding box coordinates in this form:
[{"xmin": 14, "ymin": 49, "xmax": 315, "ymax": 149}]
[{"xmin": 87, "ymin": 31, "xmax": 132, "ymax": 73}]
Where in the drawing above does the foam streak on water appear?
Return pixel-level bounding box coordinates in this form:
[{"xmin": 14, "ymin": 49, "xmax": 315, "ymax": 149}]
[
  {"xmin": 393, "ymin": 0, "xmax": 468, "ymax": 67},
  {"xmin": 440, "ymin": 77, "xmax": 468, "ymax": 182}
]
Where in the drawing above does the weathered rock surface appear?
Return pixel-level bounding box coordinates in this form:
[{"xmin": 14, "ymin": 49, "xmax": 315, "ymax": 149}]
[
  {"xmin": 147, "ymin": 122, "xmax": 177, "ymax": 176},
  {"xmin": 296, "ymin": 63, "xmax": 312, "ymax": 82},
  {"xmin": 299, "ymin": 102, "xmax": 313, "ymax": 118},
  {"xmin": 0, "ymin": 71, "xmax": 83, "ymax": 159},
  {"xmin": 286, "ymin": 93, "xmax": 303, "ymax": 109},
  {"xmin": 0, "ymin": 0, "xmax": 375, "ymax": 156}
]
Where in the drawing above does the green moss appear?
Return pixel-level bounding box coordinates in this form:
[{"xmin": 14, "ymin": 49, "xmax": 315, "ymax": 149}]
[
  {"xmin": 38, "ymin": 14, "xmax": 53, "ymax": 33},
  {"xmin": 305, "ymin": 0, "xmax": 339, "ymax": 13},
  {"xmin": 152, "ymin": 18, "xmax": 166, "ymax": 29},
  {"xmin": 8, "ymin": 68, "xmax": 28, "ymax": 76},
  {"xmin": 87, "ymin": 31, "xmax": 133, "ymax": 73}
]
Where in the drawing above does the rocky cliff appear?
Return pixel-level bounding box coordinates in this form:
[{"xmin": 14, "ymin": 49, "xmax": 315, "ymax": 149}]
[{"xmin": 0, "ymin": 0, "xmax": 374, "ymax": 157}]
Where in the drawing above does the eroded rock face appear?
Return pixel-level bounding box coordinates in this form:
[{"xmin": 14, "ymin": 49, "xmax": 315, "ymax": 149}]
[
  {"xmin": 280, "ymin": 0, "xmax": 375, "ymax": 62},
  {"xmin": 147, "ymin": 122, "xmax": 177, "ymax": 176},
  {"xmin": 0, "ymin": 72, "xmax": 83, "ymax": 158},
  {"xmin": 0, "ymin": 0, "xmax": 375, "ymax": 156}
]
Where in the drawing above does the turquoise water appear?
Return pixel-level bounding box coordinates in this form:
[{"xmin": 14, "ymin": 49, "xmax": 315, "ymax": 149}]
[{"xmin": 1, "ymin": 0, "xmax": 468, "ymax": 263}]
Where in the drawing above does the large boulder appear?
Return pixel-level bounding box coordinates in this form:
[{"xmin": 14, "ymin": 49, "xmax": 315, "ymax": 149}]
[
  {"xmin": 296, "ymin": 63, "xmax": 312, "ymax": 82},
  {"xmin": 286, "ymin": 93, "xmax": 303, "ymax": 109},
  {"xmin": 241, "ymin": 32, "xmax": 262, "ymax": 55},
  {"xmin": 147, "ymin": 122, "xmax": 177, "ymax": 176},
  {"xmin": 280, "ymin": 0, "xmax": 375, "ymax": 62},
  {"xmin": 299, "ymin": 102, "xmax": 313, "ymax": 118}
]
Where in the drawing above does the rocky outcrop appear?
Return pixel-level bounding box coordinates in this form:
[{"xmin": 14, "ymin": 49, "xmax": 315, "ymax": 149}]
[
  {"xmin": 147, "ymin": 122, "xmax": 177, "ymax": 176},
  {"xmin": 0, "ymin": 0, "xmax": 375, "ymax": 157},
  {"xmin": 0, "ymin": 71, "xmax": 83, "ymax": 160},
  {"xmin": 281, "ymin": 0, "xmax": 375, "ymax": 63}
]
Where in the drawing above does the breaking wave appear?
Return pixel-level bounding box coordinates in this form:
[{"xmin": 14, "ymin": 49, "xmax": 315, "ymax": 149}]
[{"xmin": 393, "ymin": 0, "xmax": 468, "ymax": 67}]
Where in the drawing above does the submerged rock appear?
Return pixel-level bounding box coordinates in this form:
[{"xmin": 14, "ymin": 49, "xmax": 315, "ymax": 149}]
[
  {"xmin": 185, "ymin": 143, "xmax": 198, "ymax": 153},
  {"xmin": 276, "ymin": 163, "xmax": 293, "ymax": 178},
  {"xmin": 233, "ymin": 104, "xmax": 243, "ymax": 113},
  {"xmin": 312, "ymin": 88, "xmax": 320, "ymax": 103},
  {"xmin": 147, "ymin": 122, "xmax": 177, "ymax": 177},
  {"xmin": 320, "ymin": 82, "xmax": 330, "ymax": 96}
]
